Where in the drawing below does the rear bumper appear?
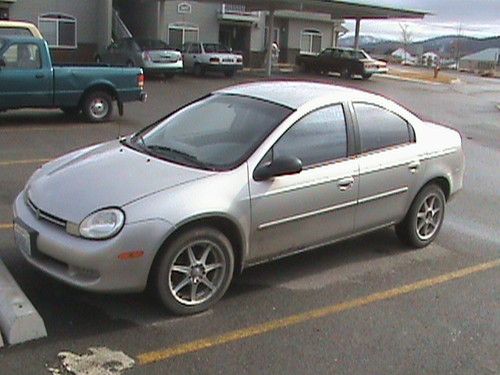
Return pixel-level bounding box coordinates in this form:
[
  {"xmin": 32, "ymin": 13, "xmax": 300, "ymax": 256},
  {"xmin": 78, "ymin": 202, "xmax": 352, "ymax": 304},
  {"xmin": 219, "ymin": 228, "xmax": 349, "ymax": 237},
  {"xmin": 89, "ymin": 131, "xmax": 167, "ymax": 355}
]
[
  {"xmin": 201, "ymin": 63, "xmax": 243, "ymax": 72},
  {"xmin": 364, "ymin": 67, "xmax": 388, "ymax": 75}
]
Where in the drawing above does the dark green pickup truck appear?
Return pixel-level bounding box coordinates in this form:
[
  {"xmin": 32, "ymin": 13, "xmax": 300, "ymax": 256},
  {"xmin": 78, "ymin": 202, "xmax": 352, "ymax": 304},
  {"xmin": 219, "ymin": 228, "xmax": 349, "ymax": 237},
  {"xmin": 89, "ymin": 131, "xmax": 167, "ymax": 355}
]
[{"xmin": 0, "ymin": 37, "xmax": 146, "ymax": 122}]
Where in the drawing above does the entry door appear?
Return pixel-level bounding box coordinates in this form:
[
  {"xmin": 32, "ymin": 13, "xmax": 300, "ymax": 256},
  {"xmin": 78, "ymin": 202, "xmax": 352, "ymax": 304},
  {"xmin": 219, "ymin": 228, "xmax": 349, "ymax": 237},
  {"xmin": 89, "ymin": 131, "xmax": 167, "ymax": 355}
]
[
  {"xmin": 0, "ymin": 42, "xmax": 52, "ymax": 109},
  {"xmin": 249, "ymin": 104, "xmax": 358, "ymax": 262},
  {"xmin": 353, "ymin": 102, "xmax": 421, "ymax": 231}
]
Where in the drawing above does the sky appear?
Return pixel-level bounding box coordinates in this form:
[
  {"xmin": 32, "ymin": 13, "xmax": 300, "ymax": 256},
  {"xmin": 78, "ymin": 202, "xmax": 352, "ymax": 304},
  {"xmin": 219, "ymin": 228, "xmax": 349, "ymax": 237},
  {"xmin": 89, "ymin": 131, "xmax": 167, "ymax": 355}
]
[{"xmin": 343, "ymin": 0, "xmax": 500, "ymax": 41}]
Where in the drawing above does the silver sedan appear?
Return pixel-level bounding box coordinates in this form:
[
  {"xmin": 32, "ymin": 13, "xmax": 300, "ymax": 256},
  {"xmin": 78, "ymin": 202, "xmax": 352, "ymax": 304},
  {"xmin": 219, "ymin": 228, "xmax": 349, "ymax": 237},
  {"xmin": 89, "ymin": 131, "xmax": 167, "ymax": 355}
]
[{"xmin": 13, "ymin": 82, "xmax": 464, "ymax": 314}]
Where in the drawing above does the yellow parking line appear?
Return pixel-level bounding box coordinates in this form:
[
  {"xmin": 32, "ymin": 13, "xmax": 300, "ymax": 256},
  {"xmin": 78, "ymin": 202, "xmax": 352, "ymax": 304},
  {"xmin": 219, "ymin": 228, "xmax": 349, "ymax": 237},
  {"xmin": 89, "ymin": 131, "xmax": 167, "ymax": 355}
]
[
  {"xmin": 0, "ymin": 223, "xmax": 12, "ymax": 230},
  {"xmin": 137, "ymin": 259, "xmax": 500, "ymax": 365},
  {"xmin": 0, "ymin": 158, "xmax": 51, "ymax": 167}
]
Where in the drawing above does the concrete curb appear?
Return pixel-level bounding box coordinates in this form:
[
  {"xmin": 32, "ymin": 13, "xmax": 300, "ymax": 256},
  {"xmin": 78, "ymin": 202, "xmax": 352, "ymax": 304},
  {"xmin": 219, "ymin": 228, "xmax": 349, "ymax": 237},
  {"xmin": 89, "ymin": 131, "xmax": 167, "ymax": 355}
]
[
  {"xmin": 0, "ymin": 259, "xmax": 47, "ymax": 346},
  {"xmin": 380, "ymin": 74, "xmax": 444, "ymax": 85}
]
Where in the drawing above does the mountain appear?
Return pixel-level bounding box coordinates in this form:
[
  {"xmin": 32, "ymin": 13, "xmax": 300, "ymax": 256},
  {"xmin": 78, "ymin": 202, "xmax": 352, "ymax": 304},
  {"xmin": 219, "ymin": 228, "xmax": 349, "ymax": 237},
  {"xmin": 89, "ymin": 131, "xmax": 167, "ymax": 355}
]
[
  {"xmin": 339, "ymin": 34, "xmax": 500, "ymax": 58},
  {"xmin": 338, "ymin": 34, "xmax": 389, "ymax": 47}
]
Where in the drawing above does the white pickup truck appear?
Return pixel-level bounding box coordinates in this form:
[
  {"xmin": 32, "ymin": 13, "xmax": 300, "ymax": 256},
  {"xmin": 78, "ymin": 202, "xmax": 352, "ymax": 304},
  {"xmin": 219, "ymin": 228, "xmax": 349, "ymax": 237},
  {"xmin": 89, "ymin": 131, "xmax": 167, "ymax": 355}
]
[{"xmin": 182, "ymin": 42, "xmax": 243, "ymax": 77}]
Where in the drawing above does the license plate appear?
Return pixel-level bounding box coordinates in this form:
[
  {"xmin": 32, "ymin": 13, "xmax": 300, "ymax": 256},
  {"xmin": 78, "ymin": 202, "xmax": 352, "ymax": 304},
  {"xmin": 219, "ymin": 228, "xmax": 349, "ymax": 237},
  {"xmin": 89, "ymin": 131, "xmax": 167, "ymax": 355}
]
[
  {"xmin": 14, "ymin": 222, "xmax": 32, "ymax": 257},
  {"xmin": 223, "ymin": 59, "xmax": 233, "ymax": 63}
]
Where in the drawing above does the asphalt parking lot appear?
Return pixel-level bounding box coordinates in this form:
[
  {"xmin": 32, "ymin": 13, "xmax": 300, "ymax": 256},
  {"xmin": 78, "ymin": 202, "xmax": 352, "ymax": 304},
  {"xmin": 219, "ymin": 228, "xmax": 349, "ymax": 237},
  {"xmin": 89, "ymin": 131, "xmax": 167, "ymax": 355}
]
[{"xmin": 0, "ymin": 71, "xmax": 499, "ymax": 374}]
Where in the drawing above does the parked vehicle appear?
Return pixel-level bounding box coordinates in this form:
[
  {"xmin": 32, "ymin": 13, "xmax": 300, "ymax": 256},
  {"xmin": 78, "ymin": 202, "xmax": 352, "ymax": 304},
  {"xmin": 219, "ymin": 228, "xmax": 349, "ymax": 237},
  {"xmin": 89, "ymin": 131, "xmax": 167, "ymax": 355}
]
[
  {"xmin": 296, "ymin": 47, "xmax": 388, "ymax": 79},
  {"xmin": 182, "ymin": 42, "xmax": 243, "ymax": 77},
  {"xmin": 0, "ymin": 37, "xmax": 146, "ymax": 122},
  {"xmin": 13, "ymin": 81, "xmax": 464, "ymax": 314},
  {"xmin": 96, "ymin": 38, "xmax": 183, "ymax": 78},
  {"xmin": 0, "ymin": 20, "xmax": 43, "ymax": 38}
]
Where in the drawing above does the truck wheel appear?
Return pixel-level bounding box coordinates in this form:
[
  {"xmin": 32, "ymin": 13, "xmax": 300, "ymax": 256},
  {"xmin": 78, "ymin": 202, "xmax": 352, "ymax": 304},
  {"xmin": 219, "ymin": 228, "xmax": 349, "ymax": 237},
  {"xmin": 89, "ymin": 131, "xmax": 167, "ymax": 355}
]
[
  {"xmin": 193, "ymin": 64, "xmax": 205, "ymax": 77},
  {"xmin": 340, "ymin": 67, "xmax": 352, "ymax": 79},
  {"xmin": 153, "ymin": 226, "xmax": 235, "ymax": 315},
  {"xmin": 395, "ymin": 184, "xmax": 446, "ymax": 248},
  {"xmin": 83, "ymin": 91, "xmax": 113, "ymax": 123},
  {"xmin": 61, "ymin": 107, "xmax": 80, "ymax": 116}
]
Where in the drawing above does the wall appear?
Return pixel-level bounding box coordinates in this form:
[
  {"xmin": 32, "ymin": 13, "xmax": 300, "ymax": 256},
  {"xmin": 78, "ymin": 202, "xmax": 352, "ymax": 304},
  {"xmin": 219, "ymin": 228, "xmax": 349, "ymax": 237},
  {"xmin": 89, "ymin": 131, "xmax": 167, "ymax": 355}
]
[
  {"xmin": 116, "ymin": 0, "xmax": 158, "ymax": 39},
  {"xmin": 8, "ymin": 0, "xmax": 103, "ymax": 62}
]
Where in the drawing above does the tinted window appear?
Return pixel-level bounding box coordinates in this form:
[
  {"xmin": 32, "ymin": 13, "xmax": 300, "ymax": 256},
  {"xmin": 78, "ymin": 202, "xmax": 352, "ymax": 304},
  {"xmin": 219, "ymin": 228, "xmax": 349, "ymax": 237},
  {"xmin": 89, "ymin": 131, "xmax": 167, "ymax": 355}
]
[
  {"xmin": 189, "ymin": 43, "xmax": 201, "ymax": 54},
  {"xmin": 273, "ymin": 105, "xmax": 347, "ymax": 167},
  {"xmin": 135, "ymin": 95, "xmax": 293, "ymax": 170},
  {"xmin": 354, "ymin": 103, "xmax": 410, "ymax": 153},
  {"xmin": 136, "ymin": 39, "xmax": 168, "ymax": 51}
]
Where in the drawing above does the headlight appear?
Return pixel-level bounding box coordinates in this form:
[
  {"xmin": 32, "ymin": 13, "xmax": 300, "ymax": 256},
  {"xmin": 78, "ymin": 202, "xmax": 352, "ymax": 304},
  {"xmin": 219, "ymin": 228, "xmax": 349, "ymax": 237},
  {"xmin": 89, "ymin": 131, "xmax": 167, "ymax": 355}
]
[{"xmin": 79, "ymin": 208, "xmax": 125, "ymax": 240}]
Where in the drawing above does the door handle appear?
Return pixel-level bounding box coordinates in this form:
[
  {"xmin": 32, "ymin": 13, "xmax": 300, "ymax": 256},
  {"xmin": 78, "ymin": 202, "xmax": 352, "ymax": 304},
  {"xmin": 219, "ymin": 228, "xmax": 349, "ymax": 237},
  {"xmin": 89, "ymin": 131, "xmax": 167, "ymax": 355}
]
[
  {"xmin": 408, "ymin": 160, "xmax": 421, "ymax": 174},
  {"xmin": 35, "ymin": 74, "xmax": 44, "ymax": 79},
  {"xmin": 338, "ymin": 177, "xmax": 354, "ymax": 191}
]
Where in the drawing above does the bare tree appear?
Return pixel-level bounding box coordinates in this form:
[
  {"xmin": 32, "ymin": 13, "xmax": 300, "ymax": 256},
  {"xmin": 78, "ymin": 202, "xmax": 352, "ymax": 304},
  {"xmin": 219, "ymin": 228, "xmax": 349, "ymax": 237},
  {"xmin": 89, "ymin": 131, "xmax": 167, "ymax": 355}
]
[{"xmin": 399, "ymin": 23, "xmax": 413, "ymax": 64}]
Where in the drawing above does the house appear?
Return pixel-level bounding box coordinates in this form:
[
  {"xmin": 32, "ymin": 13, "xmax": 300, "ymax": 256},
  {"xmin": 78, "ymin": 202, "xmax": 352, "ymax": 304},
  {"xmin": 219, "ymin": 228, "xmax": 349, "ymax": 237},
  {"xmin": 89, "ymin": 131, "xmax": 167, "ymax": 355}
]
[
  {"xmin": 1, "ymin": 0, "xmax": 426, "ymax": 67},
  {"xmin": 459, "ymin": 48, "xmax": 500, "ymax": 73},
  {"xmin": 391, "ymin": 47, "xmax": 418, "ymax": 65},
  {"xmin": 421, "ymin": 51, "xmax": 440, "ymax": 67}
]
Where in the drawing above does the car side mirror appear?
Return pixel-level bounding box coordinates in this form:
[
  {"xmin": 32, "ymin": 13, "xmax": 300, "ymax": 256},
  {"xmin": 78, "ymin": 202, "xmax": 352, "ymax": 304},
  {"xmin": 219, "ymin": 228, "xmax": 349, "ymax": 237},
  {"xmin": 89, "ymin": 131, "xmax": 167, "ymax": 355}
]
[{"xmin": 253, "ymin": 156, "xmax": 303, "ymax": 181}]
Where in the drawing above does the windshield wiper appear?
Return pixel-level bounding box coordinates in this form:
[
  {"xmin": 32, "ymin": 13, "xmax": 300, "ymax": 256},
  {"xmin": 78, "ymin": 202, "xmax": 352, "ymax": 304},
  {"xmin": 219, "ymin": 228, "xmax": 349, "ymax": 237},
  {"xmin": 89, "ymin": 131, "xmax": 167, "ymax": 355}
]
[{"xmin": 146, "ymin": 145, "xmax": 208, "ymax": 169}]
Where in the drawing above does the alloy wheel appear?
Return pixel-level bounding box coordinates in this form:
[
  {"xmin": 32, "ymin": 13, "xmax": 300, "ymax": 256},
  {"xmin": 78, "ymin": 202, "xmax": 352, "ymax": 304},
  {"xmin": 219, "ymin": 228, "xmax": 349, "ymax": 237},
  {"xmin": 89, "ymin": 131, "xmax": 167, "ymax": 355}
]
[{"xmin": 415, "ymin": 193, "xmax": 443, "ymax": 241}]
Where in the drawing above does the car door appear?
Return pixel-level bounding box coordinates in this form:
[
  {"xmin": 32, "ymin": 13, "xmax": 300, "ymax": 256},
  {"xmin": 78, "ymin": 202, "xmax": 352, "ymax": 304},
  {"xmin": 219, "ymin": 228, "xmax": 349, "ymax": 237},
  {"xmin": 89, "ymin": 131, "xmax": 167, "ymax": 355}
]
[
  {"xmin": 316, "ymin": 48, "xmax": 333, "ymax": 72},
  {"xmin": 249, "ymin": 104, "xmax": 358, "ymax": 262},
  {"xmin": 352, "ymin": 102, "xmax": 420, "ymax": 231},
  {"xmin": 0, "ymin": 41, "xmax": 52, "ymax": 108}
]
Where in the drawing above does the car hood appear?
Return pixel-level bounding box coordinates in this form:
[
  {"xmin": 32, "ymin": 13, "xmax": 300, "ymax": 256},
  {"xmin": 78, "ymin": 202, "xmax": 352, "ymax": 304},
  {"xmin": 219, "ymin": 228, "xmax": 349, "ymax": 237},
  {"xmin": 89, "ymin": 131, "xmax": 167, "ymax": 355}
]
[{"xmin": 26, "ymin": 140, "xmax": 213, "ymax": 223}]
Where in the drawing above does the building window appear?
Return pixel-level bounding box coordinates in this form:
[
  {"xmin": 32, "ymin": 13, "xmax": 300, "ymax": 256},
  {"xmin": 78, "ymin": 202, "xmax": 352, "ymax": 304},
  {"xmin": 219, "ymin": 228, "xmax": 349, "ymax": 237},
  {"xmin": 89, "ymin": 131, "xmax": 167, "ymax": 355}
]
[
  {"xmin": 168, "ymin": 23, "xmax": 199, "ymax": 50},
  {"xmin": 38, "ymin": 13, "xmax": 77, "ymax": 49},
  {"xmin": 300, "ymin": 29, "xmax": 322, "ymax": 55}
]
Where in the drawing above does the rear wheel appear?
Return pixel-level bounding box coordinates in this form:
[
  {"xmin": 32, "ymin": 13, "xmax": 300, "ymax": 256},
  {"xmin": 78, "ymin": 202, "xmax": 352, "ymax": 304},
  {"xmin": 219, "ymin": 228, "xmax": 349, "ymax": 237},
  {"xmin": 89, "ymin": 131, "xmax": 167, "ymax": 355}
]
[
  {"xmin": 82, "ymin": 91, "xmax": 113, "ymax": 123},
  {"xmin": 395, "ymin": 184, "xmax": 446, "ymax": 248},
  {"xmin": 340, "ymin": 67, "xmax": 352, "ymax": 79},
  {"xmin": 153, "ymin": 227, "xmax": 234, "ymax": 315}
]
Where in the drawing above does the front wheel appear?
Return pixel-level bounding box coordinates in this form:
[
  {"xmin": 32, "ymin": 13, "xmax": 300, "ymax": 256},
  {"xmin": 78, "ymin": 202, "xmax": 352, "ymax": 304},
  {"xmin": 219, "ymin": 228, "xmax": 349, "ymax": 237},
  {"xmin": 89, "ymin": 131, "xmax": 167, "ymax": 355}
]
[
  {"xmin": 82, "ymin": 91, "xmax": 113, "ymax": 123},
  {"xmin": 154, "ymin": 227, "xmax": 235, "ymax": 315},
  {"xmin": 395, "ymin": 184, "xmax": 446, "ymax": 248}
]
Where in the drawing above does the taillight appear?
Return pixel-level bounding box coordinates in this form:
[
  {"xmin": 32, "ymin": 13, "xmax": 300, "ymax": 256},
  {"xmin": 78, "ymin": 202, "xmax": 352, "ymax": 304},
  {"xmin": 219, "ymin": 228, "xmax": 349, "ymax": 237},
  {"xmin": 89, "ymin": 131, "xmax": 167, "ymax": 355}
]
[
  {"xmin": 138, "ymin": 73, "xmax": 144, "ymax": 89},
  {"xmin": 209, "ymin": 57, "xmax": 220, "ymax": 64}
]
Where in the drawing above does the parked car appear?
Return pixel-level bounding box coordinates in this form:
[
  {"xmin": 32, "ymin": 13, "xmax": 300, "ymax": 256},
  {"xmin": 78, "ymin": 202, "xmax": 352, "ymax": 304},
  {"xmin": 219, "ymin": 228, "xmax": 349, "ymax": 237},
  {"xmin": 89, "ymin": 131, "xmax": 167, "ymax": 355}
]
[
  {"xmin": 96, "ymin": 38, "xmax": 183, "ymax": 78},
  {"xmin": 296, "ymin": 47, "xmax": 388, "ymax": 79},
  {"xmin": 0, "ymin": 37, "xmax": 146, "ymax": 122},
  {"xmin": 13, "ymin": 81, "xmax": 464, "ymax": 314},
  {"xmin": 182, "ymin": 42, "xmax": 243, "ymax": 77},
  {"xmin": 0, "ymin": 20, "xmax": 43, "ymax": 38}
]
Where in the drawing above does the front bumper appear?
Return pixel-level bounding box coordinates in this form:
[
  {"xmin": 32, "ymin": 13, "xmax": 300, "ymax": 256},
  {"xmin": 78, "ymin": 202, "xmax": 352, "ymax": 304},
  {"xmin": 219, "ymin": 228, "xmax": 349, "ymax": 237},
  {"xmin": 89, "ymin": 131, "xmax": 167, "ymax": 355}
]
[{"xmin": 12, "ymin": 193, "xmax": 173, "ymax": 293}]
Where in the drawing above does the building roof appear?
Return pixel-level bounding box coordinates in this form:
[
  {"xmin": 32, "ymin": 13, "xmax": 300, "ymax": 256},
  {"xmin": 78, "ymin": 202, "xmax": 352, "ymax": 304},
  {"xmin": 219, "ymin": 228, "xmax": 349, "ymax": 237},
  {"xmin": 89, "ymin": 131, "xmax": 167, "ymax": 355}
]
[
  {"xmin": 199, "ymin": 0, "xmax": 428, "ymax": 19},
  {"xmin": 216, "ymin": 81, "xmax": 376, "ymax": 109},
  {"xmin": 460, "ymin": 48, "xmax": 500, "ymax": 62}
]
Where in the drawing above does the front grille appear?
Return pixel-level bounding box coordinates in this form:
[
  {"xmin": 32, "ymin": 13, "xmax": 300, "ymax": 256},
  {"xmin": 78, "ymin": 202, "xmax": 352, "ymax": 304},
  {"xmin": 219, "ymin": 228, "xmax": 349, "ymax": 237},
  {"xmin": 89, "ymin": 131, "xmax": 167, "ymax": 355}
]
[{"xmin": 27, "ymin": 198, "xmax": 67, "ymax": 228}]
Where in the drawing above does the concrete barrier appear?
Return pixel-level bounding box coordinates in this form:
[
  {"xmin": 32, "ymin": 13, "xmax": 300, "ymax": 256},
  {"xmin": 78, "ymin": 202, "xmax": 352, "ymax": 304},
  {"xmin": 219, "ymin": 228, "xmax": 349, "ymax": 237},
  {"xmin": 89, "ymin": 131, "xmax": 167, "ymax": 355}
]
[{"xmin": 0, "ymin": 259, "xmax": 47, "ymax": 346}]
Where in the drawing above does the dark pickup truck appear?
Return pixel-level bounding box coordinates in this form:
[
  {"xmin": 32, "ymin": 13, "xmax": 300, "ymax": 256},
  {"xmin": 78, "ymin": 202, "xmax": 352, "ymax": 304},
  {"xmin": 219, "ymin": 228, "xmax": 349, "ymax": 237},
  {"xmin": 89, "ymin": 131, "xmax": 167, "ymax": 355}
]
[
  {"xmin": 296, "ymin": 47, "xmax": 388, "ymax": 80},
  {"xmin": 0, "ymin": 37, "xmax": 146, "ymax": 122}
]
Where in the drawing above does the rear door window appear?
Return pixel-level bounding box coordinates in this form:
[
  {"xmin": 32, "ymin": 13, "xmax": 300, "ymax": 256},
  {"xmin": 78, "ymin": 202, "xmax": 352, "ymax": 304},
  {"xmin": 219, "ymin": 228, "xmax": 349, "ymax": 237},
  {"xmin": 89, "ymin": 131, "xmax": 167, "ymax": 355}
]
[
  {"xmin": 1, "ymin": 43, "xmax": 41, "ymax": 69},
  {"xmin": 353, "ymin": 103, "xmax": 411, "ymax": 153}
]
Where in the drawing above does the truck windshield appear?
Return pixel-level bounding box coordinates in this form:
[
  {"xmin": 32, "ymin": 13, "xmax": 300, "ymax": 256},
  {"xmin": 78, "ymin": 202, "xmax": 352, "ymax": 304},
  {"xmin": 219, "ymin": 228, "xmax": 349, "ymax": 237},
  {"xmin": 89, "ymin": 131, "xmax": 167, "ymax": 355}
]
[{"xmin": 130, "ymin": 94, "xmax": 293, "ymax": 171}]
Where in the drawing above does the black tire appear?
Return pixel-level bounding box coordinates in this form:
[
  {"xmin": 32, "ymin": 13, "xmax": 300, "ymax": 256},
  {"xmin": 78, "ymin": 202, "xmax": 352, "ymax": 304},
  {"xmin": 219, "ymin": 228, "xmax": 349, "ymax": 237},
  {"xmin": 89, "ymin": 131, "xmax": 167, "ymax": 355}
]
[
  {"xmin": 362, "ymin": 73, "xmax": 372, "ymax": 80},
  {"xmin": 153, "ymin": 226, "xmax": 235, "ymax": 315},
  {"xmin": 61, "ymin": 107, "xmax": 80, "ymax": 116},
  {"xmin": 395, "ymin": 184, "xmax": 446, "ymax": 248},
  {"xmin": 224, "ymin": 69, "xmax": 235, "ymax": 78},
  {"xmin": 82, "ymin": 90, "xmax": 113, "ymax": 123},
  {"xmin": 193, "ymin": 64, "xmax": 204, "ymax": 77},
  {"xmin": 340, "ymin": 67, "xmax": 351, "ymax": 79}
]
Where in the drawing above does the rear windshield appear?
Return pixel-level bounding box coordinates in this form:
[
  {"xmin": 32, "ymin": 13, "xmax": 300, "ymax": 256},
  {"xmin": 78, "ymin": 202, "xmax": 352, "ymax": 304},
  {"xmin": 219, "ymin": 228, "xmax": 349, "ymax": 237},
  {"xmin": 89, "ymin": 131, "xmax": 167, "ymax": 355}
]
[
  {"xmin": 0, "ymin": 27, "xmax": 33, "ymax": 37},
  {"xmin": 203, "ymin": 43, "xmax": 230, "ymax": 53},
  {"xmin": 136, "ymin": 39, "xmax": 170, "ymax": 51}
]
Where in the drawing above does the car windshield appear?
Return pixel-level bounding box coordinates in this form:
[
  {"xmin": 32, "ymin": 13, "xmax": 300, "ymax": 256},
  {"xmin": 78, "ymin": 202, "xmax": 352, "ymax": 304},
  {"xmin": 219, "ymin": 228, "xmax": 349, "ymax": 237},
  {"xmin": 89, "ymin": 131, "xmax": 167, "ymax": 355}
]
[
  {"xmin": 203, "ymin": 43, "xmax": 231, "ymax": 53},
  {"xmin": 130, "ymin": 94, "xmax": 293, "ymax": 170},
  {"xmin": 136, "ymin": 39, "xmax": 169, "ymax": 51}
]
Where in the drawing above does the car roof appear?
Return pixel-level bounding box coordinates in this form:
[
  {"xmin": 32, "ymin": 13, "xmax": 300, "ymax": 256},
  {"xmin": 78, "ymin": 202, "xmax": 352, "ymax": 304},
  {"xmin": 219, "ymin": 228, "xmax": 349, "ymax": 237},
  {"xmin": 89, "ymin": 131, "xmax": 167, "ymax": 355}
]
[{"xmin": 216, "ymin": 81, "xmax": 378, "ymax": 109}]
